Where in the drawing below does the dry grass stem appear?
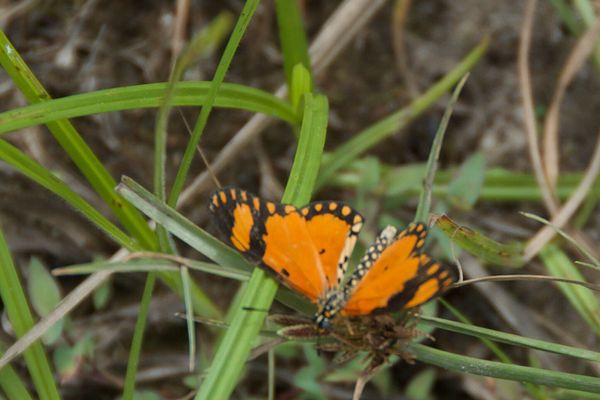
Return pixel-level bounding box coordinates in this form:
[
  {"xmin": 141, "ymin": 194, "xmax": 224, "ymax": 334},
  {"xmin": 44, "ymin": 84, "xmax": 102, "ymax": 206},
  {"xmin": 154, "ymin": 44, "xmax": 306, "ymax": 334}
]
[
  {"xmin": 543, "ymin": 20, "xmax": 600, "ymax": 187},
  {"xmin": 171, "ymin": 0, "xmax": 191, "ymax": 64},
  {"xmin": 525, "ymin": 130, "xmax": 600, "ymax": 260},
  {"xmin": 518, "ymin": 0, "xmax": 560, "ymax": 214}
]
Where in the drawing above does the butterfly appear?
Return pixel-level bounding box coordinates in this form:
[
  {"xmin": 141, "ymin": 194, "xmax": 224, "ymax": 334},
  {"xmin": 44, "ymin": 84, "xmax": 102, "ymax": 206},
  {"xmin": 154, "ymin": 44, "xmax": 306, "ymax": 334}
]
[{"xmin": 208, "ymin": 187, "xmax": 456, "ymax": 328}]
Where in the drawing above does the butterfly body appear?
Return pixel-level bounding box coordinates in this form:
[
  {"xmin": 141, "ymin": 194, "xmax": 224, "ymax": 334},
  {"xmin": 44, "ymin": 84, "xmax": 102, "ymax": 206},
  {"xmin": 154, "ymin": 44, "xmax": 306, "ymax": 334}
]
[{"xmin": 209, "ymin": 188, "xmax": 455, "ymax": 328}]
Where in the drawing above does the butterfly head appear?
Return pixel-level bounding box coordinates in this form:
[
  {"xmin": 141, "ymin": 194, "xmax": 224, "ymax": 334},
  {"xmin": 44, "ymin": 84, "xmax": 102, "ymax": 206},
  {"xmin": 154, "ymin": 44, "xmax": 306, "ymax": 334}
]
[{"xmin": 314, "ymin": 291, "xmax": 345, "ymax": 329}]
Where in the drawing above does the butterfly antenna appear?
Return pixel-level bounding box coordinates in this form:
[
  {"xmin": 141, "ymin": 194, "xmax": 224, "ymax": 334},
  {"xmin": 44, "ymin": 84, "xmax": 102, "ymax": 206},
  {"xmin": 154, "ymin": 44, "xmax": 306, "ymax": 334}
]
[
  {"xmin": 242, "ymin": 306, "xmax": 270, "ymax": 313},
  {"xmin": 177, "ymin": 108, "xmax": 222, "ymax": 189}
]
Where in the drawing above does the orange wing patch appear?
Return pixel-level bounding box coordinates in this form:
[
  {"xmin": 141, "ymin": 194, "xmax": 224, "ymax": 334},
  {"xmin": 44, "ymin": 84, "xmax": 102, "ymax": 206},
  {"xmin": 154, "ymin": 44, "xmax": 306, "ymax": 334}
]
[
  {"xmin": 209, "ymin": 188, "xmax": 363, "ymax": 303},
  {"xmin": 340, "ymin": 223, "xmax": 455, "ymax": 316}
]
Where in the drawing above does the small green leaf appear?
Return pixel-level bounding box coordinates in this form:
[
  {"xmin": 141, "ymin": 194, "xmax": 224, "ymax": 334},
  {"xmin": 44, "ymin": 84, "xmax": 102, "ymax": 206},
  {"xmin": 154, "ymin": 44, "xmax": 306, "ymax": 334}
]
[
  {"xmin": 27, "ymin": 257, "xmax": 61, "ymax": 316},
  {"xmin": 53, "ymin": 335, "xmax": 94, "ymax": 382},
  {"xmin": 27, "ymin": 257, "xmax": 64, "ymax": 345},
  {"xmin": 405, "ymin": 368, "xmax": 436, "ymax": 400},
  {"xmin": 447, "ymin": 152, "xmax": 486, "ymax": 209},
  {"xmin": 93, "ymin": 277, "xmax": 113, "ymax": 310}
]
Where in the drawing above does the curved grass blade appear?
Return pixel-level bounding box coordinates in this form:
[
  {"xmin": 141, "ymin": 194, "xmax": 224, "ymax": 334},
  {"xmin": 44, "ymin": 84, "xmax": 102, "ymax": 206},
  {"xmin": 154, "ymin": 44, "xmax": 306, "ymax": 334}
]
[
  {"xmin": 167, "ymin": 0, "xmax": 261, "ymax": 207},
  {"xmin": 419, "ymin": 315, "xmax": 600, "ymax": 363},
  {"xmin": 195, "ymin": 93, "xmax": 328, "ymax": 400},
  {"xmin": 0, "ymin": 31, "xmax": 156, "ymax": 250},
  {"xmin": 316, "ymin": 36, "xmax": 489, "ymax": 188},
  {"xmin": 414, "ymin": 73, "xmax": 468, "ymax": 222},
  {"xmin": 0, "ymin": 139, "xmax": 140, "ymax": 251},
  {"xmin": 0, "ymin": 82, "xmax": 298, "ymax": 135},
  {"xmin": 539, "ymin": 244, "xmax": 600, "ymax": 337},
  {"xmin": 0, "ymin": 227, "xmax": 60, "ymax": 400},
  {"xmin": 410, "ymin": 343, "xmax": 600, "ymax": 393}
]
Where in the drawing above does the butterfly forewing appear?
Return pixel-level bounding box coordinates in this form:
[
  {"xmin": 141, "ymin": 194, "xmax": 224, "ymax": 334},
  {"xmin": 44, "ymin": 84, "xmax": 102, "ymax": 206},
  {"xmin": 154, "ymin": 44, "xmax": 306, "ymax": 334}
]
[
  {"xmin": 341, "ymin": 223, "xmax": 455, "ymax": 315},
  {"xmin": 209, "ymin": 188, "xmax": 363, "ymax": 303},
  {"xmin": 300, "ymin": 201, "xmax": 363, "ymax": 288}
]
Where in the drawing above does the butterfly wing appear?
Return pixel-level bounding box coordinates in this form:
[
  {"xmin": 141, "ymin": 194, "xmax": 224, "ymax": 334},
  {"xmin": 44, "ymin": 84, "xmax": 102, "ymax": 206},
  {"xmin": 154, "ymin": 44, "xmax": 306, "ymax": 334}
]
[
  {"xmin": 300, "ymin": 201, "xmax": 364, "ymax": 290},
  {"xmin": 341, "ymin": 223, "xmax": 456, "ymax": 316},
  {"xmin": 209, "ymin": 188, "xmax": 362, "ymax": 303}
]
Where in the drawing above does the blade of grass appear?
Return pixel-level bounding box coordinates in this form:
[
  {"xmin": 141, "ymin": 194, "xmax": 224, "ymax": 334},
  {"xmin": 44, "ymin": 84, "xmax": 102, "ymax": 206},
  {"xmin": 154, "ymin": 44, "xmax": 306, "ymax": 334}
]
[
  {"xmin": 0, "ymin": 82, "xmax": 298, "ymax": 135},
  {"xmin": 410, "ymin": 343, "xmax": 600, "ymax": 393},
  {"xmin": 0, "ymin": 136, "xmax": 220, "ymax": 318},
  {"xmin": 0, "ymin": 138, "xmax": 141, "ymax": 251},
  {"xmin": 147, "ymin": 16, "xmax": 234, "ymax": 385},
  {"xmin": 167, "ymin": 0, "xmax": 260, "ymax": 207},
  {"xmin": 194, "ymin": 93, "xmax": 328, "ymax": 400},
  {"xmin": 181, "ymin": 267, "xmax": 196, "ymax": 371},
  {"xmin": 316, "ymin": 36, "xmax": 489, "ymax": 188},
  {"xmin": 275, "ymin": 0, "xmax": 313, "ymax": 93},
  {"xmin": 0, "ymin": 226, "xmax": 60, "ymax": 400},
  {"xmin": 414, "ymin": 73, "xmax": 468, "ymax": 222},
  {"xmin": 539, "ymin": 244, "xmax": 600, "ymax": 336},
  {"xmin": 121, "ymin": 272, "xmax": 156, "ymax": 400},
  {"xmin": 418, "ymin": 314, "xmax": 600, "ymax": 363},
  {"xmin": 53, "ymin": 255, "xmax": 248, "ymax": 280},
  {"xmin": 0, "ymin": 345, "xmax": 34, "ymax": 400},
  {"xmin": 0, "ymin": 30, "xmax": 156, "ymax": 250}
]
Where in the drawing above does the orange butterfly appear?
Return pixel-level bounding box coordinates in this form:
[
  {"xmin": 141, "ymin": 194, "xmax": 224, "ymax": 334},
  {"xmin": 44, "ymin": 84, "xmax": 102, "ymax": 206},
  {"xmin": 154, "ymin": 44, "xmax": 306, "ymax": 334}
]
[{"xmin": 208, "ymin": 187, "xmax": 456, "ymax": 328}]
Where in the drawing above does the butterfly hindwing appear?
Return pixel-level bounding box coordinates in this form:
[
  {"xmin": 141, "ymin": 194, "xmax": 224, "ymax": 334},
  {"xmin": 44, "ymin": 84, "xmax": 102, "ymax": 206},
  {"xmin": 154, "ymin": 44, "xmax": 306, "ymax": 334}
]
[
  {"xmin": 209, "ymin": 188, "xmax": 363, "ymax": 302},
  {"xmin": 341, "ymin": 223, "xmax": 456, "ymax": 316}
]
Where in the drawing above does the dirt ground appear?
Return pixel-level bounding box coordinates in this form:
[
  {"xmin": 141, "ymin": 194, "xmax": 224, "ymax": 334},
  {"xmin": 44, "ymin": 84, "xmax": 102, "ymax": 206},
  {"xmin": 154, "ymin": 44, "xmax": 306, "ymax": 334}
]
[{"xmin": 1, "ymin": 1, "xmax": 599, "ymax": 399}]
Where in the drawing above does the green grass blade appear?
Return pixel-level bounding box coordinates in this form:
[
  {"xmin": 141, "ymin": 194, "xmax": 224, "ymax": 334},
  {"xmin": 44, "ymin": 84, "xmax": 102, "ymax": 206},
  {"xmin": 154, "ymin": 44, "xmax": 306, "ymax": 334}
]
[
  {"xmin": 181, "ymin": 267, "xmax": 196, "ymax": 371},
  {"xmin": 154, "ymin": 13, "xmax": 233, "ymax": 251},
  {"xmin": 539, "ymin": 244, "xmax": 600, "ymax": 336},
  {"xmin": 315, "ymin": 36, "xmax": 489, "ymax": 188},
  {"xmin": 0, "ymin": 31, "xmax": 157, "ymax": 250},
  {"xmin": 118, "ymin": 177, "xmax": 254, "ymax": 271},
  {"xmin": 0, "ymin": 82, "xmax": 297, "ymax": 135},
  {"xmin": 121, "ymin": 272, "xmax": 156, "ymax": 400},
  {"xmin": 0, "ymin": 346, "xmax": 34, "ymax": 400},
  {"xmin": 275, "ymin": 0, "xmax": 313, "ymax": 92},
  {"xmin": 0, "ymin": 139, "xmax": 141, "ymax": 251},
  {"xmin": 53, "ymin": 259, "xmax": 179, "ymax": 275},
  {"xmin": 194, "ymin": 93, "xmax": 328, "ymax": 400},
  {"xmin": 410, "ymin": 343, "xmax": 600, "ymax": 393},
  {"xmin": 0, "ymin": 227, "xmax": 61, "ymax": 400},
  {"xmin": 419, "ymin": 314, "xmax": 600, "ymax": 363},
  {"xmin": 53, "ymin": 258, "xmax": 248, "ymax": 281},
  {"xmin": 414, "ymin": 73, "xmax": 468, "ymax": 222},
  {"xmin": 167, "ymin": 0, "xmax": 260, "ymax": 207}
]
